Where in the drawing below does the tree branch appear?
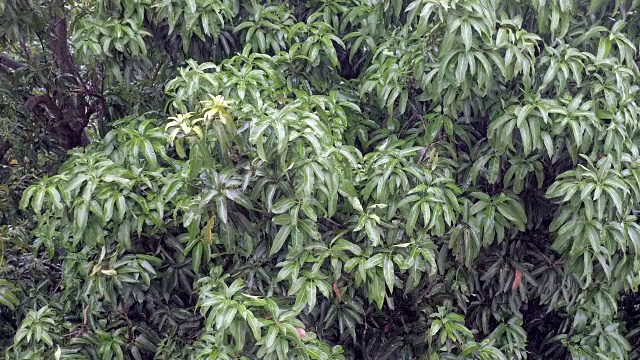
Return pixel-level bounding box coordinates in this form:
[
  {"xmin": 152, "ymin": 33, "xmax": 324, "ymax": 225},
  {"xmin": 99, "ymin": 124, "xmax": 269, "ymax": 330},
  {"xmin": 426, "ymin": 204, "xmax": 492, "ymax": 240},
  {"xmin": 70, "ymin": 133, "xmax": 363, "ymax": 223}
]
[
  {"xmin": 0, "ymin": 54, "xmax": 25, "ymax": 70},
  {"xmin": 0, "ymin": 141, "xmax": 12, "ymax": 164},
  {"xmin": 26, "ymin": 94, "xmax": 64, "ymax": 120},
  {"xmin": 47, "ymin": 1, "xmax": 77, "ymax": 75}
]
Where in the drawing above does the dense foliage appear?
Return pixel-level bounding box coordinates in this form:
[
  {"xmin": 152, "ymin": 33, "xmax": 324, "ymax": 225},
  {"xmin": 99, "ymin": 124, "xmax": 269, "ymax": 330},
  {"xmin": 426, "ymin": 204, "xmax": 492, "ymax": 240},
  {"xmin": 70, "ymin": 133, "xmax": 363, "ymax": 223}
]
[{"xmin": 3, "ymin": 0, "xmax": 640, "ymax": 358}]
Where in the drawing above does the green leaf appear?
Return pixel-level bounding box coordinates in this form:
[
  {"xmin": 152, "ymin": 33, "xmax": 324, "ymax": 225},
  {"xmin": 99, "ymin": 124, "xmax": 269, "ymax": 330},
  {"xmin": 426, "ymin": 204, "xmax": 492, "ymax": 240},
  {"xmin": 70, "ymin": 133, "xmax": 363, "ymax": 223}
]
[
  {"xmin": 424, "ymin": 116, "xmax": 443, "ymax": 143},
  {"xmin": 245, "ymin": 312, "xmax": 262, "ymax": 340},
  {"xmin": 265, "ymin": 325, "xmax": 278, "ymax": 350},
  {"xmin": 301, "ymin": 202, "xmax": 317, "ymax": 222},
  {"xmin": 19, "ymin": 186, "xmax": 38, "ymax": 210},
  {"xmin": 270, "ymin": 225, "xmax": 292, "ymax": 255},
  {"xmin": 406, "ymin": 203, "xmax": 420, "ymax": 235},
  {"xmin": 142, "ymin": 139, "xmax": 158, "ymax": 168},
  {"xmin": 175, "ymin": 138, "xmax": 187, "ymax": 158},
  {"xmin": 588, "ymin": 0, "xmax": 606, "ymax": 13},
  {"xmin": 225, "ymin": 189, "xmax": 254, "ymax": 210},
  {"xmin": 369, "ymin": 273, "xmax": 385, "ymax": 309},
  {"xmin": 496, "ymin": 199, "xmax": 526, "ymax": 231},
  {"xmin": 332, "ymin": 239, "xmax": 362, "ymax": 256},
  {"xmin": 75, "ymin": 203, "xmax": 89, "ymax": 231},
  {"xmin": 217, "ymin": 306, "xmax": 238, "ymax": 330},
  {"xmin": 187, "ymin": 0, "xmax": 197, "ymax": 14},
  {"xmin": 383, "ymin": 257, "xmax": 394, "ymax": 292},
  {"xmin": 364, "ymin": 253, "xmax": 383, "ymax": 269},
  {"xmin": 272, "ymin": 198, "xmax": 297, "ymax": 214},
  {"xmin": 461, "ymin": 22, "xmax": 472, "ymax": 52},
  {"xmin": 364, "ymin": 218, "xmax": 380, "ymax": 246},
  {"xmin": 32, "ymin": 188, "xmax": 45, "ymax": 213},
  {"xmin": 192, "ymin": 242, "xmax": 203, "ymax": 273}
]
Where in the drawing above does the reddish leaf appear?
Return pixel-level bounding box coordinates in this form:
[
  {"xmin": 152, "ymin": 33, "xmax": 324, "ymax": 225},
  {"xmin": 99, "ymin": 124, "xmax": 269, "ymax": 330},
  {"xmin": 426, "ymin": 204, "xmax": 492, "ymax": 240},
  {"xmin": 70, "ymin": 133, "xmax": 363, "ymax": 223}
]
[
  {"xmin": 512, "ymin": 269, "xmax": 522, "ymax": 289},
  {"xmin": 333, "ymin": 280, "xmax": 342, "ymax": 302}
]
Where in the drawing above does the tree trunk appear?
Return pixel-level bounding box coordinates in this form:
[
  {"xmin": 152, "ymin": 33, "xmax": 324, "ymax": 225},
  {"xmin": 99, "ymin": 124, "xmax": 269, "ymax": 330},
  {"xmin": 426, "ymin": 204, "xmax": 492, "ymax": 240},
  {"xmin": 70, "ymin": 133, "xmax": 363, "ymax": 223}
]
[{"xmin": 0, "ymin": 141, "xmax": 12, "ymax": 164}]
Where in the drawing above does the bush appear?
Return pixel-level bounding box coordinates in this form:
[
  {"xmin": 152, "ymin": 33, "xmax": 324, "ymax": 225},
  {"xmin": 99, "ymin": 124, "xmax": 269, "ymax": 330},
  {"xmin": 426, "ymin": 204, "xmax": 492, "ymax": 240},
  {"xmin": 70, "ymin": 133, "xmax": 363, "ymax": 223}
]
[{"xmin": 2, "ymin": 0, "xmax": 640, "ymax": 359}]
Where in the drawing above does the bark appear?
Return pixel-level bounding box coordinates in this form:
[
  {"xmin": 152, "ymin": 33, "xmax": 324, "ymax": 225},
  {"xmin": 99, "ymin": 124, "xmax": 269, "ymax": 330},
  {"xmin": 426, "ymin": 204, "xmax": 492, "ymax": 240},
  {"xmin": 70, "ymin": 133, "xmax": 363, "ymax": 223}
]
[
  {"xmin": 37, "ymin": 0, "xmax": 93, "ymax": 149},
  {"xmin": 0, "ymin": 141, "xmax": 12, "ymax": 164},
  {"xmin": 1, "ymin": 2, "xmax": 97, "ymax": 153},
  {"xmin": 0, "ymin": 54, "xmax": 25, "ymax": 70},
  {"xmin": 47, "ymin": 1, "xmax": 77, "ymax": 75}
]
